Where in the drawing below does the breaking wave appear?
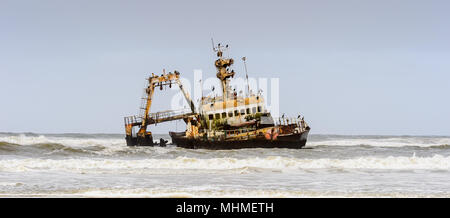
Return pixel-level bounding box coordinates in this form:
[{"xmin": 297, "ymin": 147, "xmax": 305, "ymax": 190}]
[
  {"xmin": 0, "ymin": 134, "xmax": 126, "ymax": 148},
  {"xmin": 1, "ymin": 155, "xmax": 449, "ymax": 173},
  {"xmin": 0, "ymin": 134, "xmax": 169, "ymax": 156},
  {"xmin": 307, "ymin": 135, "xmax": 450, "ymax": 148}
]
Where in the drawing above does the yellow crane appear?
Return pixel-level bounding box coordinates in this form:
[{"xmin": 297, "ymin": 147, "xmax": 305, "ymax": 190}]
[{"xmin": 124, "ymin": 70, "xmax": 196, "ymax": 146}]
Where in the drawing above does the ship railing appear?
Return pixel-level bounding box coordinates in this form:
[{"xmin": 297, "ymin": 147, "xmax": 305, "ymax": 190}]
[
  {"xmin": 125, "ymin": 109, "xmax": 194, "ymax": 127},
  {"xmin": 125, "ymin": 109, "xmax": 193, "ymax": 125},
  {"xmin": 124, "ymin": 115, "xmax": 143, "ymax": 126},
  {"xmin": 148, "ymin": 108, "xmax": 193, "ymax": 121},
  {"xmin": 273, "ymin": 117, "xmax": 307, "ymax": 131}
]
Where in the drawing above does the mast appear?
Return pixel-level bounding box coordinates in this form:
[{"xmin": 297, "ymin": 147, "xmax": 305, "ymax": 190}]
[
  {"xmin": 212, "ymin": 42, "xmax": 235, "ymax": 100},
  {"xmin": 242, "ymin": 56, "xmax": 250, "ymax": 97}
]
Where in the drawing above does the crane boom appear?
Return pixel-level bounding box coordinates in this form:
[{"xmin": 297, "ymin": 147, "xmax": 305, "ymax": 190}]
[{"xmin": 132, "ymin": 71, "xmax": 196, "ymax": 141}]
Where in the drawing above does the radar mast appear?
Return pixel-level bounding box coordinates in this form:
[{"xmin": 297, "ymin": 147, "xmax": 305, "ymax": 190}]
[{"xmin": 212, "ymin": 41, "xmax": 235, "ymax": 100}]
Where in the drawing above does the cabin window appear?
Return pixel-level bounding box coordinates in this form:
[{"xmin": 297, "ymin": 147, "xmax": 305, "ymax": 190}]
[
  {"xmin": 208, "ymin": 114, "xmax": 213, "ymax": 120},
  {"xmin": 228, "ymin": 111, "xmax": 233, "ymax": 117},
  {"xmin": 215, "ymin": 113, "xmax": 220, "ymax": 119},
  {"xmin": 234, "ymin": 110, "xmax": 239, "ymax": 116},
  {"xmin": 246, "ymin": 108, "xmax": 250, "ymax": 114},
  {"xmin": 240, "ymin": 109, "xmax": 245, "ymax": 115},
  {"xmin": 252, "ymin": 107, "xmax": 256, "ymax": 113},
  {"xmin": 222, "ymin": 112, "xmax": 226, "ymax": 118},
  {"xmin": 257, "ymin": 106, "xmax": 262, "ymax": 112}
]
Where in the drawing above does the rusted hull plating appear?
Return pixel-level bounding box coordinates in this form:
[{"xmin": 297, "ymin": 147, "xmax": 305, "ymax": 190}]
[
  {"xmin": 125, "ymin": 134, "xmax": 154, "ymax": 146},
  {"xmin": 169, "ymin": 130, "xmax": 309, "ymax": 150}
]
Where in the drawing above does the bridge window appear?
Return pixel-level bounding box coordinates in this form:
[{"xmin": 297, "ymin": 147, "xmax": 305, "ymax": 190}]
[
  {"xmin": 246, "ymin": 108, "xmax": 250, "ymax": 114},
  {"xmin": 221, "ymin": 112, "xmax": 226, "ymax": 118},
  {"xmin": 252, "ymin": 107, "xmax": 256, "ymax": 113},
  {"xmin": 240, "ymin": 109, "xmax": 245, "ymax": 115},
  {"xmin": 215, "ymin": 113, "xmax": 220, "ymax": 119},
  {"xmin": 228, "ymin": 111, "xmax": 233, "ymax": 117},
  {"xmin": 257, "ymin": 106, "xmax": 262, "ymax": 112},
  {"xmin": 234, "ymin": 110, "xmax": 239, "ymax": 116},
  {"xmin": 208, "ymin": 114, "xmax": 213, "ymax": 120}
]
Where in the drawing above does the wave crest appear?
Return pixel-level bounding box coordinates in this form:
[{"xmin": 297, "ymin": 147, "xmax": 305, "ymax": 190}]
[{"xmin": 1, "ymin": 155, "xmax": 449, "ymax": 173}]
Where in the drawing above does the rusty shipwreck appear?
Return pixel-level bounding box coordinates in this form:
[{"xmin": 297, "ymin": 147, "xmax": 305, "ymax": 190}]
[{"xmin": 124, "ymin": 43, "xmax": 310, "ymax": 149}]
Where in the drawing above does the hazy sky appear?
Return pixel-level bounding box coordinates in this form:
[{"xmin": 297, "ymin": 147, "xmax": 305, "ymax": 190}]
[{"xmin": 1, "ymin": 0, "xmax": 449, "ymax": 135}]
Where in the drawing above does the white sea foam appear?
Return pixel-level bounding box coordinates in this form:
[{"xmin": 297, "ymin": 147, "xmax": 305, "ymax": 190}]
[
  {"xmin": 0, "ymin": 134, "xmax": 125, "ymax": 147},
  {"xmin": 6, "ymin": 188, "xmax": 445, "ymax": 198},
  {"xmin": 75, "ymin": 188, "xmax": 365, "ymax": 198},
  {"xmin": 0, "ymin": 134, "xmax": 179, "ymax": 156},
  {"xmin": 307, "ymin": 137, "xmax": 450, "ymax": 147},
  {"xmin": 2, "ymin": 134, "xmax": 450, "ymax": 198},
  {"xmin": 0, "ymin": 182, "xmax": 23, "ymax": 187},
  {"xmin": 1, "ymin": 155, "xmax": 449, "ymax": 173},
  {"xmin": 0, "ymin": 134, "xmax": 146, "ymax": 156}
]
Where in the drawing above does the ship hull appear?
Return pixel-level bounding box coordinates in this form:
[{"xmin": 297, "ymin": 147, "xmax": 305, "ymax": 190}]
[{"xmin": 169, "ymin": 130, "xmax": 309, "ymax": 150}]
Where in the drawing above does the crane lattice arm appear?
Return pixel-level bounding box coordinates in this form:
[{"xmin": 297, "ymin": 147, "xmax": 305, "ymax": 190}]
[{"xmin": 137, "ymin": 71, "xmax": 195, "ymax": 137}]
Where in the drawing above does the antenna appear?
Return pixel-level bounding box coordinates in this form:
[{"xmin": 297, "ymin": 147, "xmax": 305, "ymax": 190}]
[{"xmin": 242, "ymin": 57, "xmax": 250, "ymax": 96}]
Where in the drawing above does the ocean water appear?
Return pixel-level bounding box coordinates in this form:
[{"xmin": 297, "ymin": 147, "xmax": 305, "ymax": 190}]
[{"xmin": 0, "ymin": 132, "xmax": 449, "ymax": 197}]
